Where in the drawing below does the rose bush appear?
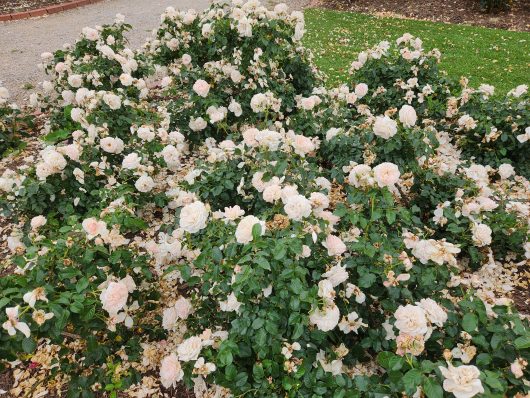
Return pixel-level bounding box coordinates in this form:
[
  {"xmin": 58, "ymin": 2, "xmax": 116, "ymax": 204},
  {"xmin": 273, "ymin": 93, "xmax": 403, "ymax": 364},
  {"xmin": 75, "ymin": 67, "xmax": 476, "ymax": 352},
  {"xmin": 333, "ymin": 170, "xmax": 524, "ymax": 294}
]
[{"xmin": 0, "ymin": 1, "xmax": 528, "ymax": 397}]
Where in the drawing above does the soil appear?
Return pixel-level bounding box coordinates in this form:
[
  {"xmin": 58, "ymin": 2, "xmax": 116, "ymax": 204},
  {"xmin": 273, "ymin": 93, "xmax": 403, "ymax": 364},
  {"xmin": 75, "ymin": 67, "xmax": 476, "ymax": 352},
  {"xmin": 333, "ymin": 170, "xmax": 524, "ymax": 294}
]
[
  {"xmin": 0, "ymin": 0, "xmax": 76, "ymax": 14},
  {"xmin": 315, "ymin": 0, "xmax": 530, "ymax": 31}
]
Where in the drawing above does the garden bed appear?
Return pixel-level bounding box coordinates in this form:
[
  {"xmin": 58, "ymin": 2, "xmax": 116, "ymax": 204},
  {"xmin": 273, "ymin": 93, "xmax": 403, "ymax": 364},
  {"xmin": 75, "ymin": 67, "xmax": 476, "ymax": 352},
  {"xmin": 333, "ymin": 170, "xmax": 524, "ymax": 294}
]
[
  {"xmin": 0, "ymin": 2, "xmax": 529, "ymax": 397},
  {"xmin": 0, "ymin": 0, "xmax": 79, "ymax": 14},
  {"xmin": 317, "ymin": 0, "xmax": 530, "ymax": 31}
]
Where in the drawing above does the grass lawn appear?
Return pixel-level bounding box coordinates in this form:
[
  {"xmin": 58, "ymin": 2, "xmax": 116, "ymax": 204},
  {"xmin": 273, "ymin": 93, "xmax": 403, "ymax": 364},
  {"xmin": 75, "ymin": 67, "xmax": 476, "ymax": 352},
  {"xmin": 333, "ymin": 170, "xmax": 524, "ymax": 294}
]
[{"xmin": 303, "ymin": 8, "xmax": 530, "ymax": 94}]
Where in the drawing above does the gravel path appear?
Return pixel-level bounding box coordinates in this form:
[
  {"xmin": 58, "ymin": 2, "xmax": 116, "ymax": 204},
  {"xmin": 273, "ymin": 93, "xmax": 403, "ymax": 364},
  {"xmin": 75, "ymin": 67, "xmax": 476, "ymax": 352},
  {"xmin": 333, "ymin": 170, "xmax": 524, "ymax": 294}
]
[{"xmin": 0, "ymin": 0, "xmax": 309, "ymax": 103}]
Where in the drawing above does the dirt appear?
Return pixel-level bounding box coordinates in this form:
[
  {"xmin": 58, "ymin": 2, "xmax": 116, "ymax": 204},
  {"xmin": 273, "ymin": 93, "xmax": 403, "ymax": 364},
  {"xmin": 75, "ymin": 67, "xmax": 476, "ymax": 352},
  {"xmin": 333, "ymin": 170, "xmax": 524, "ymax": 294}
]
[
  {"xmin": 512, "ymin": 262, "xmax": 530, "ymax": 315},
  {"xmin": 315, "ymin": 0, "xmax": 530, "ymax": 31},
  {"xmin": 0, "ymin": 0, "xmax": 77, "ymax": 14}
]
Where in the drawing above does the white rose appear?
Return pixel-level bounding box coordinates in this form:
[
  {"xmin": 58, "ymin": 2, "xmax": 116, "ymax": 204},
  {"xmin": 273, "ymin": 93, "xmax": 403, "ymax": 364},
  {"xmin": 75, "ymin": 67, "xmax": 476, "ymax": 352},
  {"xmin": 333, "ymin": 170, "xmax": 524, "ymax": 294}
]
[
  {"xmin": 394, "ymin": 304, "xmax": 428, "ymax": 336},
  {"xmin": 67, "ymin": 74, "xmax": 83, "ymax": 88},
  {"xmin": 103, "ymin": 93, "xmax": 121, "ymax": 110},
  {"xmin": 498, "ymin": 163, "xmax": 514, "ymax": 179},
  {"xmin": 263, "ymin": 184, "xmax": 282, "ymax": 203},
  {"xmin": 193, "ymin": 79, "xmax": 210, "ymax": 97},
  {"xmin": 160, "ymin": 353, "xmax": 184, "ymax": 388},
  {"xmin": 100, "ymin": 137, "xmax": 124, "ymax": 154},
  {"xmin": 398, "ymin": 105, "xmax": 417, "ymax": 127},
  {"xmin": 416, "ymin": 298, "xmax": 447, "ymax": 327},
  {"xmin": 373, "ymin": 162, "xmax": 400, "ymax": 188},
  {"xmin": 472, "ymin": 223, "xmax": 492, "ymax": 247},
  {"xmin": 100, "ymin": 281, "xmax": 129, "ymax": 315},
  {"xmin": 220, "ymin": 292, "xmax": 242, "ymax": 312},
  {"xmin": 162, "ymin": 307, "xmax": 178, "ymax": 330},
  {"xmin": 322, "ymin": 264, "xmax": 348, "ymax": 286},
  {"xmin": 136, "ymin": 126, "xmax": 155, "ymax": 142},
  {"xmin": 284, "ymin": 194, "xmax": 312, "ymax": 221},
  {"xmin": 439, "ymin": 364, "xmax": 484, "ymax": 398},
  {"xmin": 82, "ymin": 27, "xmax": 99, "ymax": 41},
  {"xmin": 202, "ymin": 23, "xmax": 212, "ymax": 37},
  {"xmin": 318, "ymin": 279, "xmax": 335, "ymax": 300},
  {"xmin": 373, "ymin": 115, "xmax": 398, "ymax": 139},
  {"xmin": 189, "ymin": 117, "xmax": 207, "ymax": 131},
  {"xmin": 235, "ymin": 215, "xmax": 265, "ymax": 244},
  {"xmin": 134, "ymin": 175, "xmax": 155, "ymax": 193},
  {"xmin": 177, "ymin": 336, "xmax": 202, "ymax": 362},
  {"xmin": 206, "ymin": 105, "xmax": 227, "ymax": 123},
  {"xmin": 310, "ymin": 303, "xmax": 340, "ymax": 332},
  {"xmin": 119, "ymin": 73, "xmax": 133, "ymax": 86},
  {"xmin": 325, "ymin": 127, "xmax": 341, "ymax": 141},
  {"xmin": 228, "ymin": 100, "xmax": 243, "ymax": 116},
  {"xmin": 122, "ymin": 152, "xmax": 141, "ymax": 169},
  {"xmin": 180, "ymin": 202, "xmax": 208, "ymax": 233},
  {"xmin": 255, "ymin": 129, "xmax": 282, "ymax": 151}
]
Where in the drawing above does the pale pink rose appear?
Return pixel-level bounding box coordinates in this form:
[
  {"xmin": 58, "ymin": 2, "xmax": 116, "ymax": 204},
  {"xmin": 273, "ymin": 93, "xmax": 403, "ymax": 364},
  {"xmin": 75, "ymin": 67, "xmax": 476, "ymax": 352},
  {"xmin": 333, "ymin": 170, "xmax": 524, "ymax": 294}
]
[
  {"xmin": 174, "ymin": 297, "xmax": 192, "ymax": 319},
  {"xmin": 193, "ymin": 79, "xmax": 210, "ymax": 97},
  {"xmin": 292, "ymin": 134, "xmax": 315, "ymax": 156},
  {"xmin": 100, "ymin": 281, "xmax": 129, "ymax": 315},
  {"xmin": 160, "ymin": 353, "xmax": 184, "ymax": 388},
  {"xmin": 310, "ymin": 192, "xmax": 329, "ymax": 210},
  {"xmin": 354, "ymin": 83, "xmax": 368, "ymax": 98},
  {"xmin": 30, "ymin": 215, "xmax": 47, "ymax": 230},
  {"xmin": 82, "ymin": 218, "xmax": 107, "ymax": 238},
  {"xmin": 322, "ymin": 235, "xmax": 346, "ymax": 256},
  {"xmin": 510, "ymin": 360, "xmax": 524, "ymax": 378},
  {"xmin": 242, "ymin": 128, "xmax": 259, "ymax": 147}
]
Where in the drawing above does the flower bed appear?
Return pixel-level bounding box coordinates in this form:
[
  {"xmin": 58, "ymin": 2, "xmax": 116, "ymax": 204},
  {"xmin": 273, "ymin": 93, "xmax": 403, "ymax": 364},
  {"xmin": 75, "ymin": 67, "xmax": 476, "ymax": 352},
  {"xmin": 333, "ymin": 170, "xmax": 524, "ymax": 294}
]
[{"xmin": 0, "ymin": 1, "xmax": 529, "ymax": 397}]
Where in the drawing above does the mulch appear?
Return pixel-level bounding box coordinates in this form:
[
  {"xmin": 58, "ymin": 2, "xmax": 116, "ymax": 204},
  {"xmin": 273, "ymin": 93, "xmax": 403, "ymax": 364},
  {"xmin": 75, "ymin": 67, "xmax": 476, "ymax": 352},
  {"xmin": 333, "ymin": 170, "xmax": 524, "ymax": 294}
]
[
  {"xmin": 315, "ymin": 0, "xmax": 530, "ymax": 31},
  {"xmin": 0, "ymin": 0, "xmax": 76, "ymax": 14}
]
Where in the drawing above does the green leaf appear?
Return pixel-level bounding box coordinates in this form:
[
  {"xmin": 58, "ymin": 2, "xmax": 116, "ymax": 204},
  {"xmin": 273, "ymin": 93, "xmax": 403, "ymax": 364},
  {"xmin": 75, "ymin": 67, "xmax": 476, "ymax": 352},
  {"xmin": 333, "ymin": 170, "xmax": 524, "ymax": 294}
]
[
  {"xmin": 255, "ymin": 257, "xmax": 270, "ymax": 271},
  {"xmin": 22, "ymin": 337, "xmax": 37, "ymax": 353},
  {"xmin": 403, "ymin": 369, "xmax": 423, "ymax": 394},
  {"xmin": 70, "ymin": 301, "xmax": 84, "ymax": 314},
  {"xmin": 76, "ymin": 277, "xmax": 89, "ymax": 293},
  {"xmin": 252, "ymin": 318, "xmax": 265, "ymax": 329},
  {"xmin": 423, "ymin": 377, "xmax": 443, "ymax": 398},
  {"xmin": 292, "ymin": 323, "xmax": 304, "ymax": 340},
  {"xmin": 0, "ymin": 297, "xmax": 10, "ymax": 310},
  {"xmin": 43, "ymin": 129, "xmax": 70, "ymax": 144},
  {"xmin": 462, "ymin": 313, "xmax": 478, "ymax": 332},
  {"xmin": 251, "ymin": 223, "xmax": 262, "ymax": 241},
  {"xmin": 514, "ymin": 335, "xmax": 530, "ymax": 349}
]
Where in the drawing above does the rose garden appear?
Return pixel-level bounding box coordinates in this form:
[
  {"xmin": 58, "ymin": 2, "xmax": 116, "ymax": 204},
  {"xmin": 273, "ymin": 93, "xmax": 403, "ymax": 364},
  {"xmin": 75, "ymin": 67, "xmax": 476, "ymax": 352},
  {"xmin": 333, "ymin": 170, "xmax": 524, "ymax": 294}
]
[{"xmin": 0, "ymin": 0, "xmax": 529, "ymax": 397}]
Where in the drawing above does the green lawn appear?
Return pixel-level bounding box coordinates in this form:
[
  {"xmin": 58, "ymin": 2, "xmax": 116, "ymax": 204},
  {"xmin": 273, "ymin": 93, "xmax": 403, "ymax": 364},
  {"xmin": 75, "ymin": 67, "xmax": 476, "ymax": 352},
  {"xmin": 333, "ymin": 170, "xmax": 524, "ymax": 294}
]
[{"xmin": 303, "ymin": 8, "xmax": 530, "ymax": 94}]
